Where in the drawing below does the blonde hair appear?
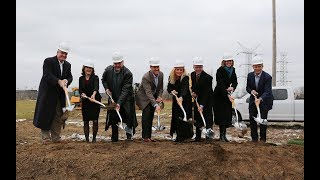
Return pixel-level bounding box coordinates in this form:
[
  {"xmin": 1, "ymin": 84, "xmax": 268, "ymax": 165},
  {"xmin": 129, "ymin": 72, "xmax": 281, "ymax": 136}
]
[{"xmin": 168, "ymin": 67, "xmax": 188, "ymax": 84}]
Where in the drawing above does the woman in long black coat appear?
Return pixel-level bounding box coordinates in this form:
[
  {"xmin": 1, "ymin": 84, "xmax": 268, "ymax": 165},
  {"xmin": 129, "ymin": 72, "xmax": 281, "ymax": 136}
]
[
  {"xmin": 212, "ymin": 53, "xmax": 238, "ymax": 142},
  {"xmin": 167, "ymin": 61, "xmax": 194, "ymax": 142},
  {"xmin": 79, "ymin": 62, "xmax": 102, "ymax": 142}
]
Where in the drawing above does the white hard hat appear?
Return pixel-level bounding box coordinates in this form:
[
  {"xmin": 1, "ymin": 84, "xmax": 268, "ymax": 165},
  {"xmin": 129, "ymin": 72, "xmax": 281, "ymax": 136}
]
[
  {"xmin": 222, "ymin": 53, "xmax": 234, "ymax": 61},
  {"xmin": 58, "ymin": 42, "xmax": 70, "ymax": 53},
  {"xmin": 252, "ymin": 56, "xmax": 264, "ymax": 65},
  {"xmin": 193, "ymin": 56, "xmax": 204, "ymax": 65},
  {"xmin": 173, "ymin": 60, "xmax": 185, "ymax": 68},
  {"xmin": 149, "ymin": 57, "xmax": 160, "ymax": 66},
  {"xmin": 112, "ymin": 51, "xmax": 123, "ymax": 63},
  {"xmin": 83, "ymin": 59, "xmax": 94, "ymax": 68}
]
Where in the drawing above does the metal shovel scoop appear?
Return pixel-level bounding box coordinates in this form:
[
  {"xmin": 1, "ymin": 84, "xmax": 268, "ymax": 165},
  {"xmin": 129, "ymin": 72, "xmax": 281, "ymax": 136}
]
[
  {"xmin": 229, "ymin": 91, "xmax": 247, "ymax": 131},
  {"xmin": 62, "ymin": 86, "xmax": 75, "ymax": 112},
  {"xmin": 152, "ymin": 107, "xmax": 166, "ymax": 131},
  {"xmin": 105, "ymin": 91, "xmax": 132, "ymax": 134},
  {"xmin": 252, "ymin": 94, "xmax": 268, "ymax": 125},
  {"xmin": 194, "ymin": 97, "xmax": 213, "ymax": 137},
  {"xmin": 61, "ymin": 86, "xmax": 75, "ymax": 128}
]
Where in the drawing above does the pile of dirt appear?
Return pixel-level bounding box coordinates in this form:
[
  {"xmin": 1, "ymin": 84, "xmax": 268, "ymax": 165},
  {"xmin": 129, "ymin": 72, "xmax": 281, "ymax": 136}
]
[{"xmin": 16, "ymin": 119, "xmax": 304, "ymax": 179}]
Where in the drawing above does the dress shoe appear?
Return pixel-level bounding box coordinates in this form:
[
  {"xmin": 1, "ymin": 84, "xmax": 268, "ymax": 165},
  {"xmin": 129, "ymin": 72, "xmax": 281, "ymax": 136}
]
[
  {"xmin": 143, "ymin": 138, "xmax": 156, "ymax": 142},
  {"xmin": 111, "ymin": 138, "xmax": 118, "ymax": 142}
]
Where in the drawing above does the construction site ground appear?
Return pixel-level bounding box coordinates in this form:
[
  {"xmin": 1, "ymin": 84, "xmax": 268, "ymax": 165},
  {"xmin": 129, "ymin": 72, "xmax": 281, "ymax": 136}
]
[{"xmin": 16, "ymin": 107, "xmax": 304, "ymax": 179}]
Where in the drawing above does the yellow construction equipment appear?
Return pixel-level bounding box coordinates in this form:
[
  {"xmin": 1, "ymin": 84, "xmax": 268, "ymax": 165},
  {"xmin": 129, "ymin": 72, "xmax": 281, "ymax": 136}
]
[{"xmin": 70, "ymin": 87, "xmax": 81, "ymax": 108}]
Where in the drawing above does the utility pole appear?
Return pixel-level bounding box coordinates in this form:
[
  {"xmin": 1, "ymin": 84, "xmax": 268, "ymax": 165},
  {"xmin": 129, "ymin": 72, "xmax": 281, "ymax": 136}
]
[{"xmin": 272, "ymin": 0, "xmax": 277, "ymax": 86}]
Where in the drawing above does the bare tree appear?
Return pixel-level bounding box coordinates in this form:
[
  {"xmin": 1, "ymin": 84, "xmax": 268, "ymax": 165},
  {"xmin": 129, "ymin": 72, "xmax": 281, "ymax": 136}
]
[{"xmin": 294, "ymin": 86, "xmax": 304, "ymax": 99}]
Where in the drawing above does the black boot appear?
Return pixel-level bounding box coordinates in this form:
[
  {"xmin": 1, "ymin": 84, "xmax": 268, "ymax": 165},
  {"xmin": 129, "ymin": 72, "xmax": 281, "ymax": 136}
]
[
  {"xmin": 223, "ymin": 126, "xmax": 229, "ymax": 142},
  {"xmin": 92, "ymin": 120, "xmax": 98, "ymax": 143},
  {"xmin": 84, "ymin": 121, "xmax": 90, "ymax": 142},
  {"xmin": 111, "ymin": 124, "xmax": 118, "ymax": 142},
  {"xmin": 194, "ymin": 127, "xmax": 201, "ymax": 142},
  {"xmin": 219, "ymin": 125, "xmax": 229, "ymax": 142},
  {"xmin": 219, "ymin": 125, "xmax": 224, "ymax": 142}
]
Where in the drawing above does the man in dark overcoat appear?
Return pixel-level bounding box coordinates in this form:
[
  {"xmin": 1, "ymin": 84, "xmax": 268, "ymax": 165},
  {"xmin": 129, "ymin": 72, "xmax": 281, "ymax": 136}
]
[
  {"xmin": 101, "ymin": 52, "xmax": 138, "ymax": 142},
  {"xmin": 33, "ymin": 42, "xmax": 73, "ymax": 143},
  {"xmin": 190, "ymin": 57, "xmax": 214, "ymax": 142}
]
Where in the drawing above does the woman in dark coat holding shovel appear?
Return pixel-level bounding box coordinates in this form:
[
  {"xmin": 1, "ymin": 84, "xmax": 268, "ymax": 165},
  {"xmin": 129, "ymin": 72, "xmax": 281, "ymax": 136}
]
[
  {"xmin": 167, "ymin": 60, "xmax": 193, "ymax": 142},
  {"xmin": 212, "ymin": 53, "xmax": 238, "ymax": 142},
  {"xmin": 79, "ymin": 60, "xmax": 102, "ymax": 143}
]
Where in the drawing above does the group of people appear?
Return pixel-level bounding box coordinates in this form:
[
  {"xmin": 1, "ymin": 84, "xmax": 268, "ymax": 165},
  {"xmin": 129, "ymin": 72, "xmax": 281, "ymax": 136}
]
[{"xmin": 33, "ymin": 42, "xmax": 274, "ymax": 144}]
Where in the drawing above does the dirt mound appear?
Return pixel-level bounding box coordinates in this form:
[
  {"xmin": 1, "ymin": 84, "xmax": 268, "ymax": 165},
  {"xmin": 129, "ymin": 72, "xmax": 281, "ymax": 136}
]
[{"xmin": 16, "ymin": 119, "xmax": 304, "ymax": 179}]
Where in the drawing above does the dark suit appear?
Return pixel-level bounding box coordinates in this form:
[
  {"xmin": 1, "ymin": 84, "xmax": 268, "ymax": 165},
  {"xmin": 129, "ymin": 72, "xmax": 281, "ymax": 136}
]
[
  {"xmin": 135, "ymin": 70, "xmax": 164, "ymax": 139},
  {"xmin": 101, "ymin": 65, "xmax": 138, "ymax": 141},
  {"xmin": 33, "ymin": 56, "xmax": 73, "ymax": 130},
  {"xmin": 191, "ymin": 71, "xmax": 213, "ymax": 140},
  {"xmin": 246, "ymin": 71, "xmax": 273, "ymax": 141}
]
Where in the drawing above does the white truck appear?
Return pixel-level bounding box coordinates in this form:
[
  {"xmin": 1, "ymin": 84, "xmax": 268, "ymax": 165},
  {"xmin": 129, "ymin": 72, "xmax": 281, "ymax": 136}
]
[{"xmin": 233, "ymin": 86, "xmax": 304, "ymax": 122}]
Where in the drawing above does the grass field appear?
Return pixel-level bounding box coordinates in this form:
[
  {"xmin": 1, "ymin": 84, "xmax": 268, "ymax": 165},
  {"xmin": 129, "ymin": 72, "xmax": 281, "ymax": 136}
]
[
  {"xmin": 16, "ymin": 100, "xmax": 173, "ymax": 120},
  {"xmin": 287, "ymin": 138, "xmax": 304, "ymax": 146},
  {"xmin": 16, "ymin": 100, "xmax": 37, "ymax": 119}
]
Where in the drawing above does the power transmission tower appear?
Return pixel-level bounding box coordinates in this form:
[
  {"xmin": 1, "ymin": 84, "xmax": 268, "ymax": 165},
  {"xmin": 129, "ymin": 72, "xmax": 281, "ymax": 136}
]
[
  {"xmin": 277, "ymin": 51, "xmax": 291, "ymax": 86},
  {"xmin": 236, "ymin": 42, "xmax": 261, "ymax": 97}
]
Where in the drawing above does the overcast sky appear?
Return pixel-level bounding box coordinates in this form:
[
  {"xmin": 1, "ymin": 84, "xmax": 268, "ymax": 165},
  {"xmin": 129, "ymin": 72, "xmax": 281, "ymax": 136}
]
[{"xmin": 17, "ymin": 0, "xmax": 304, "ymax": 93}]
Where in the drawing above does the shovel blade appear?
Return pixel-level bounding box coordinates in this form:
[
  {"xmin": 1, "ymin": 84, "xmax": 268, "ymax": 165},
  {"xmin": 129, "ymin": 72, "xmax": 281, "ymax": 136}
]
[
  {"xmin": 152, "ymin": 125, "xmax": 166, "ymax": 131},
  {"xmin": 260, "ymin": 119, "xmax": 268, "ymax": 125},
  {"xmin": 64, "ymin": 104, "xmax": 75, "ymax": 112},
  {"xmin": 124, "ymin": 126, "xmax": 133, "ymax": 135},
  {"xmin": 117, "ymin": 122, "xmax": 125, "ymax": 130},
  {"xmin": 205, "ymin": 128, "xmax": 215, "ymax": 139}
]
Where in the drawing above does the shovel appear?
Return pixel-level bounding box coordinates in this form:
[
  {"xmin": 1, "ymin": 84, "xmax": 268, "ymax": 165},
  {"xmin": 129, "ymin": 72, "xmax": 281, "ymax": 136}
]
[
  {"xmin": 252, "ymin": 94, "xmax": 268, "ymax": 125},
  {"xmin": 61, "ymin": 86, "xmax": 75, "ymax": 128},
  {"xmin": 82, "ymin": 95, "xmax": 106, "ymax": 107},
  {"xmin": 194, "ymin": 97, "xmax": 213, "ymax": 138},
  {"xmin": 105, "ymin": 91, "xmax": 132, "ymax": 134},
  {"xmin": 228, "ymin": 90, "xmax": 247, "ymax": 137},
  {"xmin": 152, "ymin": 106, "xmax": 166, "ymax": 131},
  {"xmin": 171, "ymin": 93, "xmax": 188, "ymax": 122}
]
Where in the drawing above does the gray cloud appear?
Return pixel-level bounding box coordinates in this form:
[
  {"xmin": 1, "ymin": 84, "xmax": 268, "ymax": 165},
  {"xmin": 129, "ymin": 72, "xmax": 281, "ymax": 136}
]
[{"xmin": 17, "ymin": 0, "xmax": 304, "ymax": 91}]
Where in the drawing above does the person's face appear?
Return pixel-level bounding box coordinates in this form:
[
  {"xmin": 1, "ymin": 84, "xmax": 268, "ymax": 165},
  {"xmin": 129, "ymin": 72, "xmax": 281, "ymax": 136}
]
[
  {"xmin": 57, "ymin": 50, "xmax": 68, "ymax": 61},
  {"xmin": 174, "ymin": 67, "xmax": 184, "ymax": 77},
  {"xmin": 113, "ymin": 61, "xmax": 124, "ymax": 72},
  {"xmin": 84, "ymin": 66, "xmax": 93, "ymax": 75},
  {"xmin": 193, "ymin": 65, "xmax": 203, "ymax": 74},
  {"xmin": 150, "ymin": 66, "xmax": 160, "ymax": 75},
  {"xmin": 224, "ymin": 60, "xmax": 233, "ymax": 67},
  {"xmin": 252, "ymin": 64, "xmax": 263, "ymax": 74}
]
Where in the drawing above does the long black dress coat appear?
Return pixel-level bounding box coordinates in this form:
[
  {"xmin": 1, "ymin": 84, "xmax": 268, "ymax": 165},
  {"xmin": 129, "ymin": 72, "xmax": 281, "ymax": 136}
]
[
  {"xmin": 191, "ymin": 71, "xmax": 214, "ymax": 128},
  {"xmin": 212, "ymin": 66, "xmax": 238, "ymax": 126},
  {"xmin": 79, "ymin": 74, "xmax": 102, "ymax": 121},
  {"xmin": 101, "ymin": 65, "xmax": 138, "ymax": 134},
  {"xmin": 167, "ymin": 76, "xmax": 194, "ymax": 139},
  {"xmin": 33, "ymin": 56, "xmax": 73, "ymax": 130}
]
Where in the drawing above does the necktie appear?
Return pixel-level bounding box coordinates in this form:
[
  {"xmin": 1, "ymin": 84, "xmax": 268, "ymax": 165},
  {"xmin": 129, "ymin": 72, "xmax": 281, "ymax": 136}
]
[
  {"xmin": 255, "ymin": 75, "xmax": 259, "ymax": 89},
  {"xmin": 196, "ymin": 74, "xmax": 200, "ymax": 82},
  {"xmin": 154, "ymin": 76, "xmax": 158, "ymax": 87}
]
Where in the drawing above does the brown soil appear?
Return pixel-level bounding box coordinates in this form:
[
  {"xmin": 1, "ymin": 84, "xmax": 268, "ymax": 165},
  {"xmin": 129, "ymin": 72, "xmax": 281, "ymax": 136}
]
[{"xmin": 16, "ymin": 115, "xmax": 304, "ymax": 179}]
